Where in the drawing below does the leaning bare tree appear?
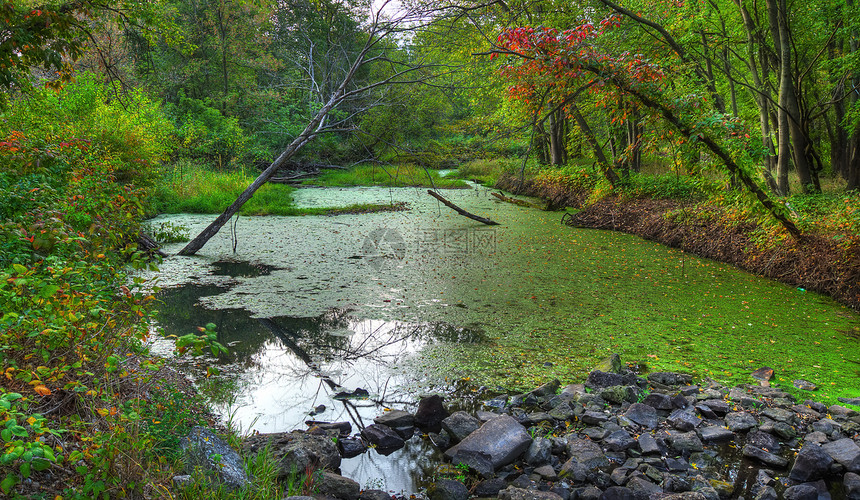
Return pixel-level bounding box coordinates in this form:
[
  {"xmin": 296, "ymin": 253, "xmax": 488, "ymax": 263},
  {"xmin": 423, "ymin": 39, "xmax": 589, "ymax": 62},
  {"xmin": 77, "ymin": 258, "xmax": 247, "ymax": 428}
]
[{"xmin": 178, "ymin": 1, "xmax": 440, "ymax": 256}]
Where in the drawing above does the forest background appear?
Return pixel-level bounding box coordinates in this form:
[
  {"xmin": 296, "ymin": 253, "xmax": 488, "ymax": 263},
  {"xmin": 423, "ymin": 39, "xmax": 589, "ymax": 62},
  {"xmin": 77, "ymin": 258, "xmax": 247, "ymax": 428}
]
[{"xmin": 1, "ymin": 0, "xmax": 859, "ymax": 497}]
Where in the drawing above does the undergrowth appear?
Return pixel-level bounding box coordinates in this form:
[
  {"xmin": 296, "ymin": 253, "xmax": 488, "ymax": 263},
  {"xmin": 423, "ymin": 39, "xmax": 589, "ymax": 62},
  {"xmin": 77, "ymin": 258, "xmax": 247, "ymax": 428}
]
[{"xmin": 306, "ymin": 163, "xmax": 467, "ymax": 188}]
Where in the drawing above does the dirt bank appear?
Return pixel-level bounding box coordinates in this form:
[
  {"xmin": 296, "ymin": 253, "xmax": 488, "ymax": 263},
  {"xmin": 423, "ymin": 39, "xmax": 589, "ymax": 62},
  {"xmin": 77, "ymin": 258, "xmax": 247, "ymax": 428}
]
[{"xmin": 497, "ymin": 172, "xmax": 860, "ymax": 311}]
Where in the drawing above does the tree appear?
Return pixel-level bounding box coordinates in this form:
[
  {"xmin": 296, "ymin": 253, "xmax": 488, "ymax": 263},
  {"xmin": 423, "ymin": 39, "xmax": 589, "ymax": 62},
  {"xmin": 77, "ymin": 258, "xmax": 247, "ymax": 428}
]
[{"xmin": 178, "ymin": 1, "xmax": 445, "ymax": 255}]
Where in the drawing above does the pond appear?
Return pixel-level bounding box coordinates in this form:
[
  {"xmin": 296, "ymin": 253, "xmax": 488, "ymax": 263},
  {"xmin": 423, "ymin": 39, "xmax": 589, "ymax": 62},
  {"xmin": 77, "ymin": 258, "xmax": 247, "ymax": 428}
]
[{"xmin": 145, "ymin": 184, "xmax": 860, "ymax": 493}]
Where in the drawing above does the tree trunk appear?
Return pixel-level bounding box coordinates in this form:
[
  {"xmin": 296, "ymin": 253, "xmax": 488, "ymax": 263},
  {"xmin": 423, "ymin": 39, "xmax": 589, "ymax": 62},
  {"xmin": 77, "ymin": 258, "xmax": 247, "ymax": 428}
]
[{"xmin": 570, "ymin": 103, "xmax": 620, "ymax": 186}]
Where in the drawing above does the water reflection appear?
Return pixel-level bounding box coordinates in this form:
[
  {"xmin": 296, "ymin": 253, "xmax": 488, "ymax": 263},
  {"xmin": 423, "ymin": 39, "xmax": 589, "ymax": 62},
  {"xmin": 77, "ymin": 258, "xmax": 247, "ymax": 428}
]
[{"xmin": 152, "ymin": 281, "xmax": 484, "ymax": 493}]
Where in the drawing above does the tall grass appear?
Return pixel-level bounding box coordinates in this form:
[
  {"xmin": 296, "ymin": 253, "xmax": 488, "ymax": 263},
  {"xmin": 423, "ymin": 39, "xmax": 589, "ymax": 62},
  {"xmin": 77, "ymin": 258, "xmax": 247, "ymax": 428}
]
[
  {"xmin": 152, "ymin": 161, "xmax": 298, "ymax": 215},
  {"xmin": 307, "ymin": 163, "xmax": 467, "ymax": 188}
]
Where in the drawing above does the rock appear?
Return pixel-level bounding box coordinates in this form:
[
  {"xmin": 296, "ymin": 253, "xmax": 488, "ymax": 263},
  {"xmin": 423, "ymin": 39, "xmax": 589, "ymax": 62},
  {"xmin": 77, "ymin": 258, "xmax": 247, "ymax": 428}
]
[
  {"xmin": 595, "ymin": 353, "xmax": 625, "ymax": 374},
  {"xmin": 668, "ymin": 409, "xmax": 703, "ymax": 431},
  {"xmin": 584, "ymin": 427, "xmax": 609, "ymax": 440},
  {"xmin": 561, "ymin": 384, "xmax": 587, "ymax": 398},
  {"xmin": 828, "ymin": 404, "xmax": 857, "ymax": 417},
  {"xmin": 708, "ymin": 479, "xmax": 734, "ymax": 498},
  {"xmin": 600, "ymin": 486, "xmax": 635, "ymax": 499},
  {"xmin": 747, "ymin": 430, "xmax": 781, "ymax": 453},
  {"xmin": 172, "ymin": 475, "xmax": 193, "ymax": 488},
  {"xmin": 474, "ymin": 478, "xmax": 508, "ymax": 497},
  {"xmin": 531, "ymin": 379, "xmax": 562, "ymax": 397},
  {"xmin": 661, "ymin": 494, "xmax": 708, "ymax": 500},
  {"xmin": 450, "ymin": 449, "xmax": 494, "ymax": 478},
  {"xmin": 604, "ymin": 430, "xmax": 635, "ymax": 452},
  {"xmin": 374, "ymin": 409, "xmax": 414, "ymax": 428},
  {"xmin": 772, "ymin": 421, "xmax": 796, "ymax": 440},
  {"xmin": 582, "ymin": 411, "xmax": 610, "ymax": 425},
  {"xmin": 699, "ymin": 399, "xmax": 730, "ymax": 415},
  {"xmin": 428, "ymin": 479, "xmax": 469, "ymax": 500},
  {"xmin": 306, "ymin": 421, "xmax": 351, "ymax": 435},
  {"xmin": 333, "ymin": 387, "xmax": 369, "ymax": 399},
  {"xmin": 838, "ymin": 397, "xmax": 860, "ymax": 406},
  {"xmin": 761, "ymin": 407, "xmax": 795, "ymax": 423},
  {"xmin": 415, "ymin": 395, "xmax": 448, "ymax": 432},
  {"xmin": 535, "ymin": 464, "xmax": 558, "ymax": 480},
  {"xmin": 599, "ymin": 386, "xmax": 636, "ymax": 405},
  {"xmin": 626, "ymin": 476, "xmax": 663, "ymax": 498},
  {"xmin": 567, "ymin": 437, "xmax": 611, "ymax": 470},
  {"xmin": 804, "ymin": 431, "xmax": 828, "ymax": 444},
  {"xmin": 442, "ymin": 411, "xmax": 481, "ymax": 443},
  {"xmin": 244, "ymin": 431, "xmax": 341, "ymax": 480},
  {"xmin": 642, "ymin": 393, "xmax": 674, "ymax": 410},
  {"xmin": 578, "ymin": 486, "xmax": 604, "ymax": 500},
  {"xmin": 360, "ymin": 490, "xmax": 391, "ymax": 500},
  {"xmin": 586, "ymin": 371, "xmax": 625, "ymax": 389},
  {"xmin": 753, "ymin": 486, "xmax": 778, "ymax": 500},
  {"xmin": 667, "ymin": 431, "xmax": 704, "ymax": 452},
  {"xmin": 793, "ymin": 379, "xmax": 817, "ymax": 391},
  {"xmin": 444, "ymin": 414, "xmax": 532, "ymax": 470},
  {"xmin": 725, "ymin": 412, "xmax": 757, "ymax": 432},
  {"xmin": 742, "ymin": 445, "xmax": 788, "ymax": 468},
  {"xmin": 361, "ymin": 424, "xmax": 405, "ymax": 452},
  {"xmin": 821, "ymin": 438, "xmax": 860, "ymax": 472},
  {"xmin": 317, "ymin": 472, "xmax": 360, "ymax": 500},
  {"xmin": 665, "ymin": 457, "xmax": 690, "ymax": 471},
  {"xmin": 525, "ymin": 437, "xmax": 553, "ymax": 465},
  {"xmin": 782, "ymin": 484, "xmax": 818, "ymax": 500},
  {"xmin": 428, "ymin": 431, "xmax": 451, "ymax": 450},
  {"xmin": 181, "ymin": 427, "xmax": 249, "ymax": 490},
  {"xmin": 624, "ymin": 403, "xmax": 659, "ymax": 429},
  {"xmin": 499, "ymin": 486, "xmax": 565, "ymax": 500},
  {"xmin": 751, "ymin": 367, "xmax": 774, "ymax": 382},
  {"xmin": 338, "ymin": 437, "xmax": 367, "ymax": 458},
  {"xmin": 789, "ymin": 443, "xmax": 834, "ymax": 482},
  {"xmin": 648, "ymin": 372, "xmax": 694, "ymax": 386},
  {"xmin": 699, "ymin": 426, "xmax": 733, "ymax": 442},
  {"xmin": 637, "ymin": 433, "xmax": 660, "ymax": 455},
  {"xmin": 844, "ymin": 472, "xmax": 860, "ymax": 500},
  {"xmin": 549, "ymin": 401, "xmax": 577, "ymax": 421}
]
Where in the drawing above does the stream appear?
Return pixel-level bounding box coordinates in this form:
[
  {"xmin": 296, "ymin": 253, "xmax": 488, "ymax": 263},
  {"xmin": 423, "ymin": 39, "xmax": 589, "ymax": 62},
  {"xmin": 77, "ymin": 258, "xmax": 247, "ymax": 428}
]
[{"xmin": 145, "ymin": 183, "xmax": 860, "ymax": 494}]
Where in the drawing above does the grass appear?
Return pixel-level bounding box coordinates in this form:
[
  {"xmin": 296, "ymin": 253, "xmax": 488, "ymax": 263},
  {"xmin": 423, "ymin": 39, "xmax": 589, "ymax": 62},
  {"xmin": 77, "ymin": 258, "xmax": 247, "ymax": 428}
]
[
  {"xmin": 305, "ymin": 163, "xmax": 467, "ymax": 188},
  {"xmin": 151, "ymin": 161, "xmax": 406, "ymax": 216},
  {"xmin": 453, "ymin": 157, "xmax": 521, "ymax": 186}
]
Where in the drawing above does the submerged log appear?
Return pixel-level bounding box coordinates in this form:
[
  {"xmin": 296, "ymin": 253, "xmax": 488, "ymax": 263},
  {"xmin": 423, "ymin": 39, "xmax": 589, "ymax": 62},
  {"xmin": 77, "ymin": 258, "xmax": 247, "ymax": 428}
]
[
  {"xmin": 491, "ymin": 191, "xmax": 542, "ymax": 209},
  {"xmin": 427, "ymin": 190, "xmax": 500, "ymax": 225},
  {"xmin": 137, "ymin": 233, "xmax": 167, "ymax": 257}
]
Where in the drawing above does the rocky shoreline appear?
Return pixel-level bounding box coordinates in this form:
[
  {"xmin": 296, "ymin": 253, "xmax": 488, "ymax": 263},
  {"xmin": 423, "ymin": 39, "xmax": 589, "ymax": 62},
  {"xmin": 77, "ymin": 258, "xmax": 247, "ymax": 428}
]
[{"xmin": 179, "ymin": 358, "xmax": 860, "ymax": 500}]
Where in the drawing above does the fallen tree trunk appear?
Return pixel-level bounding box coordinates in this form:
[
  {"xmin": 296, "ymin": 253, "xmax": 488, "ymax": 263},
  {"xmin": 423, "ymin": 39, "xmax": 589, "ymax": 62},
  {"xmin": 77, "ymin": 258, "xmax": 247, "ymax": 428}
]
[
  {"xmin": 491, "ymin": 191, "xmax": 540, "ymax": 209},
  {"xmin": 427, "ymin": 190, "xmax": 500, "ymax": 225}
]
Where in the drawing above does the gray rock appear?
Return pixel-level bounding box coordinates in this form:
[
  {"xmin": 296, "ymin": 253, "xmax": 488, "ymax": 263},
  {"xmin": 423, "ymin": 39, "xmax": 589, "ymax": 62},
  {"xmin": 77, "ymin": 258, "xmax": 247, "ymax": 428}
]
[
  {"xmin": 428, "ymin": 431, "xmax": 451, "ymax": 450},
  {"xmin": 361, "ymin": 424, "xmax": 405, "ymax": 452},
  {"xmin": 742, "ymin": 445, "xmax": 789, "ymax": 468},
  {"xmin": 600, "ymin": 486, "xmax": 635, "ymax": 500},
  {"xmin": 844, "ymin": 472, "xmax": 860, "ymax": 500},
  {"xmin": 604, "ymin": 430, "xmax": 635, "ymax": 452},
  {"xmin": 643, "ymin": 393, "xmax": 674, "ymax": 410},
  {"xmin": 181, "ymin": 427, "xmax": 250, "ymax": 490},
  {"xmin": 429, "ymin": 479, "xmax": 469, "ymax": 500},
  {"xmin": 747, "ymin": 430, "xmax": 781, "ymax": 453},
  {"xmin": 637, "ymin": 433, "xmax": 660, "ymax": 455},
  {"xmin": 474, "ymin": 478, "xmax": 507, "ymax": 497},
  {"xmin": 306, "ymin": 421, "xmax": 351, "ymax": 435},
  {"xmin": 584, "ymin": 426, "xmax": 610, "ymax": 440},
  {"xmin": 244, "ymin": 430, "xmax": 341, "ymax": 475},
  {"xmin": 444, "ymin": 414, "xmax": 532, "ymax": 470},
  {"xmin": 599, "ymin": 386, "xmax": 636, "ymax": 405},
  {"xmin": 699, "ymin": 399, "xmax": 730, "ymax": 415},
  {"xmin": 415, "ymin": 395, "xmax": 448, "ymax": 431},
  {"xmin": 559, "ymin": 459, "xmax": 588, "ymax": 482},
  {"xmin": 753, "ymin": 486, "xmax": 778, "ymax": 500},
  {"xmin": 789, "ymin": 443, "xmax": 834, "ymax": 482},
  {"xmin": 525, "ymin": 437, "xmax": 553, "ymax": 465},
  {"xmin": 667, "ymin": 431, "xmax": 704, "ymax": 452},
  {"xmin": 772, "ymin": 421, "xmax": 796, "ymax": 440},
  {"xmin": 374, "ymin": 409, "xmax": 414, "ymax": 428},
  {"xmin": 665, "ymin": 457, "xmax": 690, "ymax": 471},
  {"xmin": 338, "ymin": 437, "xmax": 367, "ymax": 458},
  {"xmin": 450, "ymin": 449, "xmax": 494, "ymax": 478},
  {"xmin": 499, "ymin": 486, "xmax": 565, "ymax": 500},
  {"xmin": 762, "ymin": 407, "xmax": 795, "ymax": 423},
  {"xmin": 549, "ymin": 401, "xmax": 577, "ymax": 421},
  {"xmin": 725, "ymin": 412, "xmax": 757, "ymax": 432},
  {"xmin": 804, "ymin": 431, "xmax": 828, "ymax": 444},
  {"xmin": 699, "ymin": 426, "xmax": 733, "ymax": 442},
  {"xmin": 360, "ymin": 490, "xmax": 392, "ymax": 500},
  {"xmin": 793, "ymin": 379, "xmax": 817, "ymax": 391},
  {"xmin": 535, "ymin": 464, "xmax": 558, "ymax": 480},
  {"xmin": 566, "ymin": 437, "xmax": 611, "ymax": 470},
  {"xmin": 587, "ymin": 371, "xmax": 625, "ymax": 389},
  {"xmin": 648, "ymin": 372, "xmax": 693, "ymax": 386},
  {"xmin": 582, "ymin": 411, "xmax": 610, "ymax": 425},
  {"xmin": 668, "ymin": 409, "xmax": 703, "ymax": 431},
  {"xmin": 172, "ymin": 475, "xmax": 193, "ymax": 488},
  {"xmin": 660, "ymin": 494, "xmax": 708, "ymax": 500},
  {"xmin": 693, "ymin": 486, "xmax": 719, "ymax": 500},
  {"xmin": 838, "ymin": 397, "xmax": 860, "ymax": 406},
  {"xmin": 782, "ymin": 484, "xmax": 817, "ymax": 500},
  {"xmin": 624, "ymin": 403, "xmax": 659, "ymax": 429},
  {"xmin": 441, "ymin": 411, "xmax": 481, "ymax": 443},
  {"xmin": 317, "ymin": 472, "xmax": 360, "ymax": 500},
  {"xmin": 531, "ymin": 379, "xmax": 562, "ymax": 397},
  {"xmin": 821, "ymin": 438, "xmax": 860, "ymax": 472},
  {"xmin": 626, "ymin": 476, "xmax": 663, "ymax": 498}
]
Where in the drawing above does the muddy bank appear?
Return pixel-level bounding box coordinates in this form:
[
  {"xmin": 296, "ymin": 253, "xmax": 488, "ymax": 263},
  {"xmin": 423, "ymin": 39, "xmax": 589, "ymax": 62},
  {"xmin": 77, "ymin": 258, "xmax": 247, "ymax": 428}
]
[{"xmin": 497, "ymin": 172, "xmax": 860, "ymax": 311}]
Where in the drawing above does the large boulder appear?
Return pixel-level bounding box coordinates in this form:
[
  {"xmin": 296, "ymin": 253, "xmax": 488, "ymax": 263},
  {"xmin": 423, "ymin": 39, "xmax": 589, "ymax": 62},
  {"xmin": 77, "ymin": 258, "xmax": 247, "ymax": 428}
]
[
  {"xmin": 444, "ymin": 414, "xmax": 532, "ymax": 470},
  {"xmin": 428, "ymin": 479, "xmax": 469, "ymax": 500},
  {"xmin": 361, "ymin": 424, "xmax": 405, "ymax": 452},
  {"xmin": 624, "ymin": 403, "xmax": 659, "ymax": 429},
  {"xmin": 822, "ymin": 438, "xmax": 860, "ymax": 472},
  {"xmin": 789, "ymin": 443, "xmax": 834, "ymax": 482},
  {"xmin": 415, "ymin": 395, "xmax": 448, "ymax": 431},
  {"xmin": 442, "ymin": 411, "xmax": 481, "ymax": 443},
  {"xmin": 317, "ymin": 472, "xmax": 360, "ymax": 500},
  {"xmin": 181, "ymin": 427, "xmax": 250, "ymax": 490},
  {"xmin": 244, "ymin": 430, "xmax": 341, "ymax": 476}
]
